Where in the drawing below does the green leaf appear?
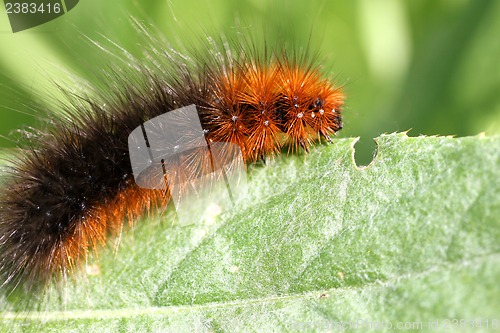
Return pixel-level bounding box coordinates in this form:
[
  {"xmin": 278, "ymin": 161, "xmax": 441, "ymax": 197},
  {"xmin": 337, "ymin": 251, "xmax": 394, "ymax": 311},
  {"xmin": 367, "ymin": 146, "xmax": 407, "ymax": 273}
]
[{"xmin": 1, "ymin": 133, "xmax": 499, "ymax": 332}]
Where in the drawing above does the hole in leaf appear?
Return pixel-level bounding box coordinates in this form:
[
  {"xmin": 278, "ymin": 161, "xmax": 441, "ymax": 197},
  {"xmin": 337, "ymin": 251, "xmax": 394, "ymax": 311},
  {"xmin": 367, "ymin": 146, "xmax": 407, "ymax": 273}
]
[{"xmin": 353, "ymin": 137, "xmax": 378, "ymax": 167}]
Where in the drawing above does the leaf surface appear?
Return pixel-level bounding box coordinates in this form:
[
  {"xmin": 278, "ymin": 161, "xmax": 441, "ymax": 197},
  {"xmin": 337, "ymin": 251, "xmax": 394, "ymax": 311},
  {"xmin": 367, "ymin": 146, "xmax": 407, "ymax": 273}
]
[{"xmin": 1, "ymin": 133, "xmax": 499, "ymax": 332}]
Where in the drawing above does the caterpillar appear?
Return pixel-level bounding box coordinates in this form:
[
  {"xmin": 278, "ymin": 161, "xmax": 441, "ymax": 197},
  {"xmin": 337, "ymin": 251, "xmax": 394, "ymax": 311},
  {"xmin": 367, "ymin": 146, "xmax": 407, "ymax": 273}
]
[{"xmin": 0, "ymin": 28, "xmax": 344, "ymax": 296}]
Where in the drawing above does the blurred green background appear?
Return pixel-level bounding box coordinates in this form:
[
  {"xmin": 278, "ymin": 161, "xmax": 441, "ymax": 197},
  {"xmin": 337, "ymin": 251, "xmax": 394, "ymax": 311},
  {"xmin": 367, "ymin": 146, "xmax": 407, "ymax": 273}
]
[{"xmin": 0, "ymin": 0, "xmax": 499, "ymax": 165}]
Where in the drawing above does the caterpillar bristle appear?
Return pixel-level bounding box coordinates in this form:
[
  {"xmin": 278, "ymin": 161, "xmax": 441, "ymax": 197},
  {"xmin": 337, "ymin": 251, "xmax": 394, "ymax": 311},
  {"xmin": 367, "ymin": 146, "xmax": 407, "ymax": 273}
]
[{"xmin": 0, "ymin": 29, "xmax": 344, "ymax": 299}]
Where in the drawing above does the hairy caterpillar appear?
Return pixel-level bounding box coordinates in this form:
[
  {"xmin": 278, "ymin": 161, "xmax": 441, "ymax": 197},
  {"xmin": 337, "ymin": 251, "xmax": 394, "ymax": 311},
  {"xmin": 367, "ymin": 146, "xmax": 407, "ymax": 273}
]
[{"xmin": 0, "ymin": 27, "xmax": 344, "ymax": 296}]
